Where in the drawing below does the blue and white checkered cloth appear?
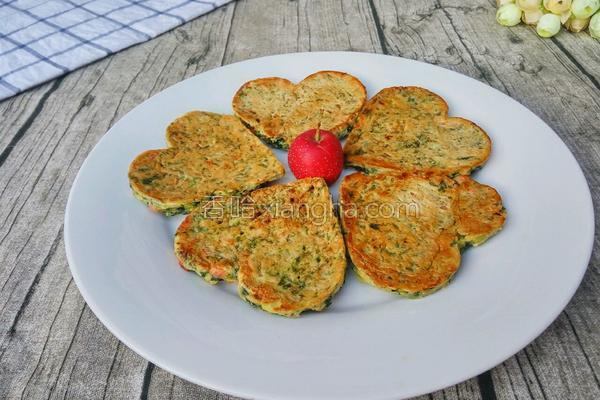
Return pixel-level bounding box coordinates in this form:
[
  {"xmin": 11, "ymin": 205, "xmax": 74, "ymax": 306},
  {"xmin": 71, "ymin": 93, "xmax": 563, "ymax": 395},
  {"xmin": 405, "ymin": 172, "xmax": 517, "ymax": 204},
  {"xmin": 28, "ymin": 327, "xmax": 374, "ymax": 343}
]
[{"xmin": 0, "ymin": 0, "xmax": 232, "ymax": 101}]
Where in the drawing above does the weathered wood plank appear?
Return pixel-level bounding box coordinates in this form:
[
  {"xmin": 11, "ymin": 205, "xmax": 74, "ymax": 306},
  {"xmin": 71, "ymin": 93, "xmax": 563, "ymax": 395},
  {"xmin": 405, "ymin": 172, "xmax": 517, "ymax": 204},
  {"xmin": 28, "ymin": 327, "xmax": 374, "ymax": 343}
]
[
  {"xmin": 550, "ymin": 28, "xmax": 600, "ymax": 93},
  {"xmin": 369, "ymin": 1, "xmax": 600, "ymax": 399},
  {"xmin": 222, "ymin": 0, "xmax": 381, "ymax": 63}
]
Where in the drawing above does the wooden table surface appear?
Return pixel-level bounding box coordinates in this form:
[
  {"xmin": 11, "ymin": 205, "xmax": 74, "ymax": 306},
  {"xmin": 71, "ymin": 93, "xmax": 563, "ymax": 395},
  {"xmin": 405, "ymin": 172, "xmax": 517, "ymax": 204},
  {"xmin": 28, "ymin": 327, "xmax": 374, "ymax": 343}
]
[{"xmin": 1, "ymin": 1, "xmax": 598, "ymax": 399}]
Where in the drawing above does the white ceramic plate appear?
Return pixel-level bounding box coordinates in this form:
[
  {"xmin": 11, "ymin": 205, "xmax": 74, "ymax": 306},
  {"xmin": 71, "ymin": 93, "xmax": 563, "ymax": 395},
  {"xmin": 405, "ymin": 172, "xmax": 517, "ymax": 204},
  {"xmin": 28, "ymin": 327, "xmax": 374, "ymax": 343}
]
[{"xmin": 65, "ymin": 52, "xmax": 594, "ymax": 400}]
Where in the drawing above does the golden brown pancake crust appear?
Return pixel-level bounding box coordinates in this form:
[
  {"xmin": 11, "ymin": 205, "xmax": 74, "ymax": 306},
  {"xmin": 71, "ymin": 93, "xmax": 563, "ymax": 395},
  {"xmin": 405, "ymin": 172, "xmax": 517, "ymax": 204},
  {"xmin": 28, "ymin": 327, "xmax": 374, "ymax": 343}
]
[
  {"xmin": 174, "ymin": 178, "xmax": 347, "ymax": 316},
  {"xmin": 128, "ymin": 111, "xmax": 285, "ymax": 215},
  {"xmin": 344, "ymin": 86, "xmax": 491, "ymax": 176},
  {"xmin": 340, "ymin": 172, "xmax": 505, "ymax": 297},
  {"xmin": 232, "ymin": 71, "xmax": 367, "ymax": 148},
  {"xmin": 237, "ymin": 178, "xmax": 347, "ymax": 317}
]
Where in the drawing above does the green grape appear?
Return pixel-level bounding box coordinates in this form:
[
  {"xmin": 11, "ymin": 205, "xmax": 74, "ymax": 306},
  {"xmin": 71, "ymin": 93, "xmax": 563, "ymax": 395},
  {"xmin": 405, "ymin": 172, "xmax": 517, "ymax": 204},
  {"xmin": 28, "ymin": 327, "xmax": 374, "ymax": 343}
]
[
  {"xmin": 571, "ymin": 0, "xmax": 600, "ymax": 18},
  {"xmin": 497, "ymin": 4, "xmax": 523, "ymax": 25},
  {"xmin": 537, "ymin": 13, "xmax": 562, "ymax": 36},
  {"xmin": 497, "ymin": 0, "xmax": 516, "ymax": 5}
]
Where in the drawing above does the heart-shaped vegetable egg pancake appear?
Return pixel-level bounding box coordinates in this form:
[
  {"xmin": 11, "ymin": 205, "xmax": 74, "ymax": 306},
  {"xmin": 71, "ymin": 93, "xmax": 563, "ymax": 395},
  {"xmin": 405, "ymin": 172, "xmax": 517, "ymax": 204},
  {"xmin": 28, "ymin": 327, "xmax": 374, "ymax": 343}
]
[
  {"xmin": 129, "ymin": 111, "xmax": 285, "ymax": 216},
  {"xmin": 232, "ymin": 71, "xmax": 367, "ymax": 149},
  {"xmin": 237, "ymin": 178, "xmax": 346, "ymax": 317},
  {"xmin": 175, "ymin": 178, "xmax": 347, "ymax": 317},
  {"xmin": 340, "ymin": 172, "xmax": 505, "ymax": 297},
  {"xmin": 344, "ymin": 86, "xmax": 491, "ymax": 176}
]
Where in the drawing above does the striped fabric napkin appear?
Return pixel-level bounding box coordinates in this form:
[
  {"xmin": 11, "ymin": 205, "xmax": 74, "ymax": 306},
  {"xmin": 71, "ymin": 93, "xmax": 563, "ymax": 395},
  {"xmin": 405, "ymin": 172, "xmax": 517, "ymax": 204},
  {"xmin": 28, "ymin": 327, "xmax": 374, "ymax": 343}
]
[{"xmin": 0, "ymin": 0, "xmax": 233, "ymax": 101}]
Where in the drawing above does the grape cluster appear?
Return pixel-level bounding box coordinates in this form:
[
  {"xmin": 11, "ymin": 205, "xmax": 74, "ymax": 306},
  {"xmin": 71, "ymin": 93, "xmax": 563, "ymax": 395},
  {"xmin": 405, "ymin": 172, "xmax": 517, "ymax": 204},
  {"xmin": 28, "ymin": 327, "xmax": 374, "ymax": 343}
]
[{"xmin": 496, "ymin": 0, "xmax": 600, "ymax": 38}]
